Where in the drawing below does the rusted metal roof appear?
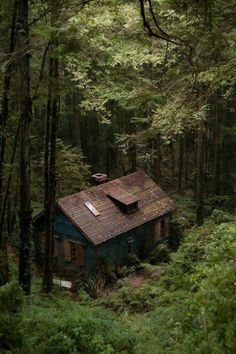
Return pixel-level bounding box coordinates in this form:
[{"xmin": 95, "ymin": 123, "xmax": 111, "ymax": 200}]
[{"xmin": 57, "ymin": 170, "xmax": 176, "ymax": 246}]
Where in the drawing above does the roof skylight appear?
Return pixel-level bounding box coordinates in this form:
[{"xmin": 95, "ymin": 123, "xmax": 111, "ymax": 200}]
[{"xmin": 84, "ymin": 201, "xmax": 100, "ymax": 216}]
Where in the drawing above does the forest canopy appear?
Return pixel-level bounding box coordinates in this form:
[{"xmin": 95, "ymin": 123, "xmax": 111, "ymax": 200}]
[{"xmin": 0, "ymin": 0, "xmax": 236, "ymax": 352}]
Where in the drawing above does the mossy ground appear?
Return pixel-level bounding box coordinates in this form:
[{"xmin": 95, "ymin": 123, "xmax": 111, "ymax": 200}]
[{"xmin": 1, "ymin": 216, "xmax": 236, "ymax": 353}]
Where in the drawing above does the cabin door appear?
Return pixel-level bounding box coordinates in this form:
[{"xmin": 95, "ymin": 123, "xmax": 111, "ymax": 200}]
[
  {"xmin": 154, "ymin": 218, "xmax": 169, "ymax": 241},
  {"xmin": 154, "ymin": 221, "xmax": 161, "ymax": 241},
  {"xmin": 64, "ymin": 240, "xmax": 85, "ymax": 266}
]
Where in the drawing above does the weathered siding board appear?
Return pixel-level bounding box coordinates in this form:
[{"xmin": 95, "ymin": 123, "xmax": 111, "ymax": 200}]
[
  {"xmin": 54, "ymin": 210, "xmax": 88, "ymax": 244},
  {"xmin": 34, "ymin": 207, "xmax": 172, "ymax": 273}
]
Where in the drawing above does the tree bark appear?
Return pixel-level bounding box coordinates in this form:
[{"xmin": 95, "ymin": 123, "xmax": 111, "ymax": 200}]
[
  {"xmin": 178, "ymin": 136, "xmax": 184, "ymax": 191},
  {"xmin": 212, "ymin": 101, "xmax": 220, "ymax": 195},
  {"xmin": 42, "ymin": 66, "xmax": 52, "ymax": 292},
  {"xmin": 42, "ymin": 0, "xmax": 60, "ymax": 292},
  {"xmin": 73, "ymin": 89, "xmax": 81, "ymax": 148},
  {"xmin": 153, "ymin": 135, "xmax": 161, "ymax": 183},
  {"xmin": 0, "ymin": 0, "xmax": 17, "ymax": 286},
  {"xmin": 184, "ymin": 136, "xmax": 188, "ymax": 182},
  {"xmin": 18, "ymin": 0, "xmax": 32, "ymax": 295},
  {"xmin": 129, "ymin": 140, "xmax": 137, "ymax": 173},
  {"xmin": 171, "ymin": 141, "xmax": 175, "ymax": 179},
  {"xmin": 0, "ymin": 123, "xmax": 20, "ymax": 232},
  {"xmin": 42, "ymin": 58, "xmax": 59, "ymax": 293},
  {"xmin": 196, "ymin": 120, "xmax": 204, "ymax": 226},
  {"xmin": 128, "ymin": 117, "xmax": 137, "ymax": 173}
]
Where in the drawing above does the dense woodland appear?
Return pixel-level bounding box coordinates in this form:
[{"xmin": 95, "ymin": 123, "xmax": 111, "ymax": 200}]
[{"xmin": 0, "ymin": 0, "xmax": 236, "ymax": 353}]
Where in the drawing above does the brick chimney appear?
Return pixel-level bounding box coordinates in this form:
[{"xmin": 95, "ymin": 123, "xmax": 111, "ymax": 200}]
[{"xmin": 90, "ymin": 173, "xmax": 108, "ymax": 185}]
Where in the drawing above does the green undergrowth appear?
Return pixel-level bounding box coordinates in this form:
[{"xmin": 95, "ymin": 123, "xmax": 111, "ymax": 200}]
[{"xmin": 1, "ymin": 217, "xmax": 236, "ymax": 353}]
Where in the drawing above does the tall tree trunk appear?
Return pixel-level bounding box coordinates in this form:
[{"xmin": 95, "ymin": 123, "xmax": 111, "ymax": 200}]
[
  {"xmin": 184, "ymin": 136, "xmax": 188, "ymax": 182},
  {"xmin": 42, "ymin": 66, "xmax": 52, "ymax": 292},
  {"xmin": 129, "ymin": 140, "xmax": 137, "ymax": 173},
  {"xmin": 0, "ymin": 123, "xmax": 20, "ymax": 233},
  {"xmin": 153, "ymin": 135, "xmax": 161, "ymax": 183},
  {"xmin": 178, "ymin": 136, "xmax": 184, "ymax": 191},
  {"xmin": 73, "ymin": 89, "xmax": 81, "ymax": 148},
  {"xmin": 128, "ymin": 117, "xmax": 137, "ymax": 173},
  {"xmin": 171, "ymin": 141, "xmax": 175, "ymax": 179},
  {"xmin": 212, "ymin": 101, "xmax": 220, "ymax": 195},
  {"xmin": 0, "ymin": 0, "xmax": 17, "ymax": 286},
  {"xmin": 43, "ymin": 0, "xmax": 60, "ymax": 292},
  {"xmin": 18, "ymin": 0, "xmax": 32, "ymax": 295},
  {"xmin": 43, "ymin": 60, "xmax": 58, "ymax": 293},
  {"xmin": 204, "ymin": 123, "xmax": 211, "ymax": 195},
  {"xmin": 196, "ymin": 120, "xmax": 204, "ymax": 226}
]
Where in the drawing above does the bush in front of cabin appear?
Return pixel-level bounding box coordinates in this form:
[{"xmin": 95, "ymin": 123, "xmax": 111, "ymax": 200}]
[
  {"xmin": 0, "ymin": 282, "xmax": 24, "ymax": 352},
  {"xmin": 68, "ymin": 314, "xmax": 137, "ymax": 354},
  {"xmin": 149, "ymin": 242, "xmax": 170, "ymax": 264},
  {"xmin": 27, "ymin": 302, "xmax": 138, "ymax": 354},
  {"xmin": 127, "ymin": 253, "xmax": 140, "ymax": 266},
  {"xmin": 41, "ymin": 332, "xmax": 77, "ymax": 354},
  {"xmin": 76, "ymin": 272, "xmax": 106, "ymax": 298},
  {"xmin": 210, "ymin": 208, "xmax": 233, "ymax": 224}
]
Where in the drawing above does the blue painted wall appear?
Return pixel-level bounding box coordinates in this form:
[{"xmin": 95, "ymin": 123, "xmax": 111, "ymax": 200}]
[{"xmin": 34, "ymin": 208, "xmax": 171, "ymax": 273}]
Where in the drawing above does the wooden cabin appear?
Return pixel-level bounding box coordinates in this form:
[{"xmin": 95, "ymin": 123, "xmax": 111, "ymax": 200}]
[{"xmin": 33, "ymin": 170, "xmax": 176, "ymax": 273}]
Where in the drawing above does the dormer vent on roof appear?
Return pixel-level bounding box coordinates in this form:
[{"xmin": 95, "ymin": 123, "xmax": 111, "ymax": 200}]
[{"xmin": 107, "ymin": 188, "xmax": 139, "ymax": 214}]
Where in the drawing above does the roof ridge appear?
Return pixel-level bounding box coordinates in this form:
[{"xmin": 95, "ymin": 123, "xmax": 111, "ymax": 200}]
[{"xmin": 57, "ymin": 169, "xmax": 146, "ymax": 204}]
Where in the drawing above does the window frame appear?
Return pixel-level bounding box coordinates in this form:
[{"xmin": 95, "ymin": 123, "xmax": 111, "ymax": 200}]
[
  {"xmin": 64, "ymin": 239, "xmax": 85, "ymax": 266},
  {"xmin": 127, "ymin": 236, "xmax": 134, "ymax": 254}
]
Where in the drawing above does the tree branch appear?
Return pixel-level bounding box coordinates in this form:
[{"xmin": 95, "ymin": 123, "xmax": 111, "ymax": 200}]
[
  {"xmin": 32, "ymin": 41, "xmax": 51, "ymax": 100},
  {"xmin": 138, "ymin": 0, "xmax": 195, "ymax": 65}
]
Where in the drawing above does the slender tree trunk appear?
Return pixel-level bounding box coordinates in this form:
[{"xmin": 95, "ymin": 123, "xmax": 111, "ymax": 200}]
[
  {"xmin": 43, "ymin": 1, "xmax": 60, "ymax": 291},
  {"xmin": 171, "ymin": 141, "xmax": 175, "ymax": 179},
  {"xmin": 130, "ymin": 141, "xmax": 137, "ymax": 173},
  {"xmin": 43, "ymin": 68, "xmax": 52, "ymax": 292},
  {"xmin": 153, "ymin": 135, "xmax": 161, "ymax": 183},
  {"xmin": 47, "ymin": 58, "xmax": 59, "ymax": 291},
  {"xmin": 128, "ymin": 117, "xmax": 137, "ymax": 173},
  {"xmin": 7, "ymin": 175, "xmax": 18, "ymax": 239},
  {"xmin": 204, "ymin": 123, "xmax": 210, "ymax": 195},
  {"xmin": 212, "ymin": 101, "xmax": 220, "ymax": 195},
  {"xmin": 184, "ymin": 136, "xmax": 188, "ymax": 182},
  {"xmin": 196, "ymin": 120, "xmax": 204, "ymax": 226},
  {"xmin": 18, "ymin": 0, "xmax": 32, "ymax": 295},
  {"xmin": 0, "ymin": 0, "xmax": 17, "ymax": 286},
  {"xmin": 73, "ymin": 89, "xmax": 81, "ymax": 148},
  {"xmin": 178, "ymin": 136, "xmax": 184, "ymax": 191},
  {"xmin": 0, "ymin": 123, "xmax": 20, "ymax": 231}
]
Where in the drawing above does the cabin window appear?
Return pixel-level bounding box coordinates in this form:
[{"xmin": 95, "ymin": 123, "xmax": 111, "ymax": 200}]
[
  {"xmin": 154, "ymin": 221, "xmax": 161, "ymax": 241},
  {"xmin": 127, "ymin": 236, "xmax": 134, "ymax": 254},
  {"xmin": 164, "ymin": 219, "xmax": 169, "ymax": 238},
  {"xmin": 161, "ymin": 220, "xmax": 165, "ymax": 238},
  {"xmin": 160, "ymin": 219, "xmax": 169, "ymax": 239},
  {"xmin": 154, "ymin": 218, "xmax": 169, "ymax": 241},
  {"xmin": 64, "ymin": 240, "xmax": 85, "ymax": 266}
]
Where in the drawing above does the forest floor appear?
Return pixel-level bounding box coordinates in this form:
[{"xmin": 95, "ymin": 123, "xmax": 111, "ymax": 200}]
[
  {"xmin": 127, "ymin": 273, "xmax": 147, "ymax": 288},
  {"xmin": 2, "ymin": 215, "xmax": 236, "ymax": 354}
]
